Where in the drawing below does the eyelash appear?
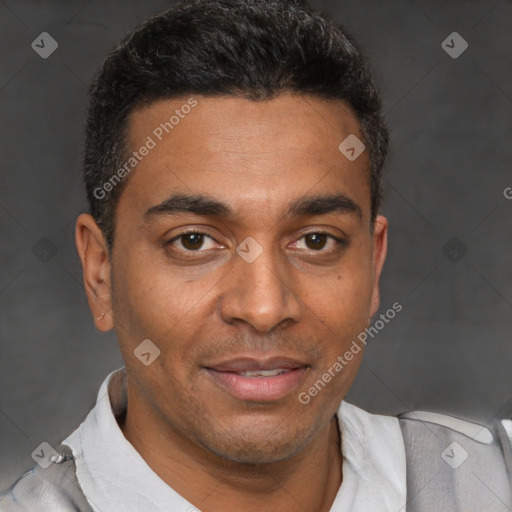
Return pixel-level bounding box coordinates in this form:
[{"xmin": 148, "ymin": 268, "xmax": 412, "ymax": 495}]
[{"xmin": 167, "ymin": 230, "xmax": 346, "ymax": 253}]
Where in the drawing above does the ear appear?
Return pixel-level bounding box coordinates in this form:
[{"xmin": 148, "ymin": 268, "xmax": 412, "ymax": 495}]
[
  {"xmin": 75, "ymin": 213, "xmax": 114, "ymax": 332},
  {"xmin": 369, "ymin": 215, "xmax": 388, "ymax": 318}
]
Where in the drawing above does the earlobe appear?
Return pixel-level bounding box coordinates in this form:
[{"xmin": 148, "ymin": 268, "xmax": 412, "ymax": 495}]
[
  {"xmin": 369, "ymin": 215, "xmax": 388, "ymax": 318},
  {"xmin": 75, "ymin": 214, "xmax": 114, "ymax": 332}
]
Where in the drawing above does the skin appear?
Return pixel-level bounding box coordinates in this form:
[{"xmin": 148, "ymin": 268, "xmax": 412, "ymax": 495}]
[{"xmin": 75, "ymin": 94, "xmax": 388, "ymax": 512}]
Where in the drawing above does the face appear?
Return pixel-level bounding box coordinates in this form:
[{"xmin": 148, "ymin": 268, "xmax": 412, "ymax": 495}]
[{"xmin": 76, "ymin": 94, "xmax": 387, "ymax": 465}]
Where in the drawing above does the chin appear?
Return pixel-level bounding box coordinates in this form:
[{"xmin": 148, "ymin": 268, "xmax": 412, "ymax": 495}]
[{"xmin": 196, "ymin": 421, "xmax": 315, "ymax": 466}]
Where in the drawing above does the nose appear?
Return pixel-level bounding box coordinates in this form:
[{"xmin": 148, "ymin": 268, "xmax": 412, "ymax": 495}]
[{"xmin": 219, "ymin": 241, "xmax": 303, "ymax": 333}]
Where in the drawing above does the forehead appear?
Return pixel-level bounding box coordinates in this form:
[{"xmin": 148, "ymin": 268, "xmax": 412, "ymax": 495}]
[{"xmin": 119, "ymin": 94, "xmax": 370, "ymax": 223}]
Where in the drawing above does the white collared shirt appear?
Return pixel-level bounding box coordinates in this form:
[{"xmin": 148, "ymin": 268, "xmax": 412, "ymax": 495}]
[{"xmin": 63, "ymin": 367, "xmax": 407, "ymax": 511}]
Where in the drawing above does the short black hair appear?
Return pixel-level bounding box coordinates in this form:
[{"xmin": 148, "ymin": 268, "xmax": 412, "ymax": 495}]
[{"xmin": 82, "ymin": 0, "xmax": 389, "ymax": 251}]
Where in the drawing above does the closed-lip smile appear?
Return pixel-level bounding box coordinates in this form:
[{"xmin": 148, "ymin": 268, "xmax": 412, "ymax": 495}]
[{"xmin": 204, "ymin": 356, "xmax": 310, "ymax": 402}]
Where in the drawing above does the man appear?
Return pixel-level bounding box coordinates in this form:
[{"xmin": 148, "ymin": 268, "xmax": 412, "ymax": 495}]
[{"xmin": 1, "ymin": 0, "xmax": 511, "ymax": 510}]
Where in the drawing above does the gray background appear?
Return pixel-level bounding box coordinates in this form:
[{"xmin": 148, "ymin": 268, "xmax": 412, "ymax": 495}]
[{"xmin": 1, "ymin": 0, "xmax": 511, "ymax": 491}]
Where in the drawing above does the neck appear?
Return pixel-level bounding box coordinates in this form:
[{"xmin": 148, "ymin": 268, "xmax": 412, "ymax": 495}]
[{"xmin": 119, "ymin": 397, "xmax": 343, "ymax": 512}]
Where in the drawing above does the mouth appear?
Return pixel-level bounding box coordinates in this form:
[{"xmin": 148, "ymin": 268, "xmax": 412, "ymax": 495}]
[{"xmin": 203, "ymin": 356, "xmax": 310, "ymax": 402}]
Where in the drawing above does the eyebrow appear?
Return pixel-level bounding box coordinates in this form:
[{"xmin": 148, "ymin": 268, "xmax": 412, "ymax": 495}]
[
  {"xmin": 287, "ymin": 194, "xmax": 362, "ymax": 220},
  {"xmin": 143, "ymin": 192, "xmax": 362, "ymax": 222},
  {"xmin": 144, "ymin": 194, "xmax": 232, "ymax": 219}
]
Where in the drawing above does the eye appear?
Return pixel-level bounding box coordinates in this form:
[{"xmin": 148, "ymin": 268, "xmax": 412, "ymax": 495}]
[
  {"xmin": 168, "ymin": 231, "xmax": 219, "ymax": 252},
  {"xmin": 291, "ymin": 232, "xmax": 345, "ymax": 252}
]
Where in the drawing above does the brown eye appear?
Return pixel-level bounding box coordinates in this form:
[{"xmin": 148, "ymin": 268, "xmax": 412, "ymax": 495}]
[
  {"xmin": 167, "ymin": 230, "xmax": 224, "ymax": 255},
  {"xmin": 290, "ymin": 232, "xmax": 346, "ymax": 253},
  {"xmin": 166, "ymin": 230, "xmax": 224, "ymax": 259},
  {"xmin": 304, "ymin": 233, "xmax": 328, "ymax": 250},
  {"xmin": 180, "ymin": 233, "xmax": 205, "ymax": 250}
]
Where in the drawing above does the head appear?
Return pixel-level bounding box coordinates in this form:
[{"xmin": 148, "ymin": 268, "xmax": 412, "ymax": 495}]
[{"xmin": 76, "ymin": 0, "xmax": 389, "ymax": 465}]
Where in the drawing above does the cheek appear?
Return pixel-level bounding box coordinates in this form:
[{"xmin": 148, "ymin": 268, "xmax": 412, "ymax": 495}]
[
  {"xmin": 301, "ymin": 247, "xmax": 374, "ymax": 372},
  {"xmin": 307, "ymin": 261, "xmax": 373, "ymax": 329},
  {"xmin": 110, "ymin": 254, "xmax": 192, "ymax": 340},
  {"xmin": 111, "ymin": 255, "xmax": 218, "ymax": 370}
]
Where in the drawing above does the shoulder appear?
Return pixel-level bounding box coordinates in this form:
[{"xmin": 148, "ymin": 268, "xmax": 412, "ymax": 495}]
[
  {"xmin": 398, "ymin": 410, "xmax": 512, "ymax": 511},
  {"xmin": 0, "ymin": 444, "xmax": 93, "ymax": 512},
  {"xmin": 340, "ymin": 401, "xmax": 508, "ymax": 448},
  {"xmin": 341, "ymin": 403, "xmax": 512, "ymax": 509},
  {"xmin": 399, "ymin": 409, "xmax": 496, "ymax": 442}
]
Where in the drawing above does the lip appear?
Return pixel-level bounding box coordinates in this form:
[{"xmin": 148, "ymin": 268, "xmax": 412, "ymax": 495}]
[
  {"xmin": 206, "ymin": 356, "xmax": 308, "ymax": 372},
  {"xmin": 204, "ymin": 356, "xmax": 310, "ymax": 402}
]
